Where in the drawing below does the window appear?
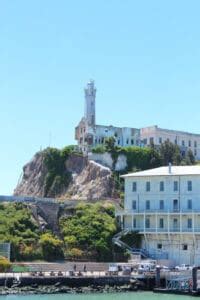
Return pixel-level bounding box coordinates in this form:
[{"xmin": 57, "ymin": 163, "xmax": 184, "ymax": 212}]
[
  {"xmin": 133, "ymin": 218, "xmax": 137, "ymax": 228},
  {"xmin": 145, "ymin": 218, "xmax": 150, "ymax": 228},
  {"xmin": 126, "ymin": 139, "xmax": 129, "ymax": 144},
  {"xmin": 131, "ymin": 139, "xmax": 134, "ymax": 145},
  {"xmin": 173, "ymin": 218, "xmax": 178, "ymax": 229},
  {"xmin": 146, "ymin": 200, "xmax": 150, "ymax": 210},
  {"xmin": 187, "ymin": 199, "xmax": 192, "ymax": 210},
  {"xmin": 174, "ymin": 181, "xmax": 178, "ymax": 192},
  {"xmin": 150, "ymin": 137, "xmax": 154, "ymax": 144},
  {"xmin": 159, "ymin": 137, "xmax": 162, "ymax": 144},
  {"xmin": 188, "ymin": 218, "xmax": 192, "ymax": 229},
  {"xmin": 157, "ymin": 243, "xmax": 162, "ymax": 249},
  {"xmin": 159, "ymin": 218, "xmax": 164, "ymax": 229},
  {"xmin": 194, "ymin": 141, "xmax": 197, "ymax": 148},
  {"xmin": 182, "ymin": 140, "xmax": 185, "ymax": 146},
  {"xmin": 173, "ymin": 199, "xmax": 179, "ymax": 211},
  {"xmin": 182, "ymin": 244, "xmax": 188, "ymax": 251},
  {"xmin": 132, "ymin": 182, "xmax": 137, "ymax": 192},
  {"xmin": 195, "ymin": 149, "xmax": 197, "ymax": 156},
  {"xmin": 143, "ymin": 138, "xmax": 147, "ymax": 145},
  {"xmin": 160, "ymin": 181, "xmax": 164, "ymax": 192},
  {"xmin": 174, "ymin": 139, "xmax": 177, "ymax": 145},
  {"xmin": 146, "ymin": 182, "xmax": 151, "ymax": 192},
  {"xmin": 132, "ymin": 200, "xmax": 137, "ymax": 210},
  {"xmin": 188, "ymin": 181, "xmax": 192, "ymax": 191},
  {"xmin": 160, "ymin": 200, "xmax": 164, "ymax": 210},
  {"xmin": 189, "ymin": 140, "xmax": 191, "ymax": 147}
]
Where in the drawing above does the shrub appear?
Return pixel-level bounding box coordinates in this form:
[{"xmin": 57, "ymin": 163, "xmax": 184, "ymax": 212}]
[{"xmin": 0, "ymin": 257, "xmax": 11, "ymax": 272}]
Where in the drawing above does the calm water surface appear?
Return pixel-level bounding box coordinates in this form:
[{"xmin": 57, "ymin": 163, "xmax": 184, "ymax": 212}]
[{"xmin": 0, "ymin": 292, "xmax": 194, "ymax": 300}]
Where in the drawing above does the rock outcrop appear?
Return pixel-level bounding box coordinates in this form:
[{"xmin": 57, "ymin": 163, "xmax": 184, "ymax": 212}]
[
  {"xmin": 14, "ymin": 151, "xmax": 115, "ymax": 200},
  {"xmin": 67, "ymin": 161, "xmax": 114, "ymax": 200},
  {"xmin": 14, "ymin": 152, "xmax": 47, "ymax": 197}
]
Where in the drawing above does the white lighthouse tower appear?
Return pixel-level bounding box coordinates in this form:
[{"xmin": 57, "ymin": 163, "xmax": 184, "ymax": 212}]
[{"xmin": 84, "ymin": 80, "xmax": 96, "ymax": 126}]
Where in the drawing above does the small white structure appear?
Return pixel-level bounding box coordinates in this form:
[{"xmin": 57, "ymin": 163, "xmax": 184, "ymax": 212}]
[{"xmin": 116, "ymin": 165, "xmax": 200, "ymax": 265}]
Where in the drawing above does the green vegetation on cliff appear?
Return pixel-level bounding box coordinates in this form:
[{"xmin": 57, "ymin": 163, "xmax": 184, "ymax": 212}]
[
  {"xmin": 0, "ymin": 202, "xmax": 118, "ymax": 262},
  {"xmin": 0, "ymin": 203, "xmax": 64, "ymax": 261},
  {"xmin": 0, "ymin": 203, "xmax": 40, "ymax": 261},
  {"xmin": 92, "ymin": 138, "xmax": 196, "ymax": 171},
  {"xmin": 43, "ymin": 145, "xmax": 79, "ymax": 197},
  {"xmin": 60, "ymin": 202, "xmax": 117, "ymax": 261}
]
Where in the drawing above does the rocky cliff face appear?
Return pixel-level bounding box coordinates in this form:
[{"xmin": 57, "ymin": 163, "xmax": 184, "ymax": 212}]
[{"xmin": 14, "ymin": 151, "xmax": 115, "ymax": 200}]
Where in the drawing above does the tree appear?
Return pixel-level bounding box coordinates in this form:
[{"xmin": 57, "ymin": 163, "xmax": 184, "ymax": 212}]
[
  {"xmin": 105, "ymin": 137, "xmax": 116, "ymax": 152},
  {"xmin": 40, "ymin": 233, "xmax": 64, "ymax": 261},
  {"xmin": 186, "ymin": 149, "xmax": 196, "ymax": 165},
  {"xmin": 160, "ymin": 140, "xmax": 182, "ymax": 165},
  {"xmin": 60, "ymin": 203, "xmax": 117, "ymax": 261},
  {"xmin": 0, "ymin": 257, "xmax": 11, "ymax": 272}
]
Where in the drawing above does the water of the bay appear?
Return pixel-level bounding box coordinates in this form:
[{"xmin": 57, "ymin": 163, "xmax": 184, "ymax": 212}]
[{"xmin": 0, "ymin": 292, "xmax": 194, "ymax": 300}]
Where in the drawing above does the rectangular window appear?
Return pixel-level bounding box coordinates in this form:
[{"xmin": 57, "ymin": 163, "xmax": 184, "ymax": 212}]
[
  {"xmin": 159, "ymin": 218, "xmax": 164, "ymax": 229},
  {"xmin": 174, "ymin": 139, "xmax": 177, "ymax": 145},
  {"xmin": 182, "ymin": 244, "xmax": 188, "ymax": 251},
  {"xmin": 160, "ymin": 181, "xmax": 164, "ymax": 192},
  {"xmin": 132, "ymin": 200, "xmax": 137, "ymax": 210},
  {"xmin": 146, "ymin": 200, "xmax": 150, "ymax": 210},
  {"xmin": 182, "ymin": 140, "xmax": 185, "ymax": 146},
  {"xmin": 131, "ymin": 139, "xmax": 134, "ymax": 145},
  {"xmin": 150, "ymin": 137, "xmax": 154, "ymax": 144},
  {"xmin": 189, "ymin": 140, "xmax": 191, "ymax": 147},
  {"xmin": 146, "ymin": 182, "xmax": 151, "ymax": 192},
  {"xmin": 157, "ymin": 243, "xmax": 162, "ymax": 249},
  {"xmin": 173, "ymin": 218, "xmax": 178, "ymax": 229},
  {"xmin": 133, "ymin": 218, "xmax": 137, "ymax": 228},
  {"xmin": 159, "ymin": 137, "xmax": 162, "ymax": 144},
  {"xmin": 187, "ymin": 199, "xmax": 192, "ymax": 210},
  {"xmin": 174, "ymin": 181, "xmax": 178, "ymax": 192},
  {"xmin": 194, "ymin": 141, "xmax": 197, "ymax": 148},
  {"xmin": 160, "ymin": 200, "xmax": 164, "ymax": 210},
  {"xmin": 188, "ymin": 181, "xmax": 192, "ymax": 191},
  {"xmin": 188, "ymin": 218, "xmax": 192, "ymax": 229},
  {"xmin": 173, "ymin": 199, "xmax": 179, "ymax": 211},
  {"xmin": 145, "ymin": 218, "xmax": 150, "ymax": 229},
  {"xmin": 132, "ymin": 182, "xmax": 137, "ymax": 192}
]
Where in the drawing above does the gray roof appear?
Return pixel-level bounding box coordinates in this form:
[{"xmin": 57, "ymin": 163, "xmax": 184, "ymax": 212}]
[{"xmin": 121, "ymin": 166, "xmax": 200, "ymax": 178}]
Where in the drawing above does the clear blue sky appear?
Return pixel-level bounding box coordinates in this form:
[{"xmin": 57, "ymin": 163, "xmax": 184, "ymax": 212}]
[{"xmin": 1, "ymin": 0, "xmax": 200, "ymax": 195}]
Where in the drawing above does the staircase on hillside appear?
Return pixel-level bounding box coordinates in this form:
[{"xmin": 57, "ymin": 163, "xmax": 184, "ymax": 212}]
[{"xmin": 112, "ymin": 230, "xmax": 150, "ymax": 259}]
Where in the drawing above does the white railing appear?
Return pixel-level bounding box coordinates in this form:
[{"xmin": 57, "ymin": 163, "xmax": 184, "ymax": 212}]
[{"xmin": 116, "ymin": 209, "xmax": 200, "ymax": 215}]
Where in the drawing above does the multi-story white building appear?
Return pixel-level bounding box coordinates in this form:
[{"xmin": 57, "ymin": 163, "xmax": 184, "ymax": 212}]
[
  {"xmin": 116, "ymin": 165, "xmax": 200, "ymax": 265},
  {"xmin": 140, "ymin": 126, "xmax": 200, "ymax": 159},
  {"xmin": 75, "ymin": 80, "xmax": 200, "ymax": 159}
]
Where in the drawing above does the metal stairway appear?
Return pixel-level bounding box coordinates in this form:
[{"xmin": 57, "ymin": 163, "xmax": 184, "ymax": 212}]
[{"xmin": 112, "ymin": 230, "xmax": 150, "ymax": 259}]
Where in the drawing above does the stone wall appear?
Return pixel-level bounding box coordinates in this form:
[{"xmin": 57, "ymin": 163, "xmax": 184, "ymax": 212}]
[{"xmin": 88, "ymin": 152, "xmax": 127, "ymax": 171}]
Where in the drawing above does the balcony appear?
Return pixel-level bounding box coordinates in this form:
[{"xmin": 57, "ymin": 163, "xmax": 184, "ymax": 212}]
[
  {"xmin": 116, "ymin": 209, "xmax": 200, "ymax": 216},
  {"xmin": 124, "ymin": 227, "xmax": 200, "ymax": 234}
]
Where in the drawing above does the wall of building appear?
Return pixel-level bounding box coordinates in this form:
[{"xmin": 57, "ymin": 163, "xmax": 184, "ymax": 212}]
[
  {"xmin": 124, "ymin": 175, "xmax": 200, "ymax": 211},
  {"xmin": 140, "ymin": 126, "xmax": 200, "ymax": 159},
  {"xmin": 118, "ymin": 171, "xmax": 200, "ymax": 265}
]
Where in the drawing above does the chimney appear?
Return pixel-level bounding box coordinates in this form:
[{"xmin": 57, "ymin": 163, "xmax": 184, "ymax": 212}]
[{"xmin": 169, "ymin": 163, "xmax": 172, "ymax": 174}]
